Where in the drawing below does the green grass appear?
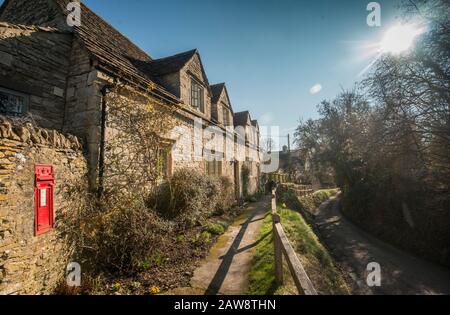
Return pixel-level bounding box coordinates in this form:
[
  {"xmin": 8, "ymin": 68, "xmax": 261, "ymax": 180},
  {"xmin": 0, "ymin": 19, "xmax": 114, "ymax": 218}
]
[
  {"xmin": 248, "ymin": 189, "xmax": 349, "ymax": 295},
  {"xmin": 279, "ymin": 188, "xmax": 340, "ymax": 218},
  {"xmin": 247, "ymin": 211, "xmax": 278, "ymax": 295}
]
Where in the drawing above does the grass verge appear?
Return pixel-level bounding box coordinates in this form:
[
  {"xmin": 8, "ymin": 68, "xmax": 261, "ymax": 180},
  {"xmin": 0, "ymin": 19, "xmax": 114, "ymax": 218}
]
[{"xmin": 248, "ymin": 189, "xmax": 349, "ymax": 295}]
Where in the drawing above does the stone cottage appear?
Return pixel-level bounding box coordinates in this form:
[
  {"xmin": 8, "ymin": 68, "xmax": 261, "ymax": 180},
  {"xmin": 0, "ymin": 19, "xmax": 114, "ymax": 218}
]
[{"xmin": 0, "ymin": 0, "xmax": 261, "ymax": 293}]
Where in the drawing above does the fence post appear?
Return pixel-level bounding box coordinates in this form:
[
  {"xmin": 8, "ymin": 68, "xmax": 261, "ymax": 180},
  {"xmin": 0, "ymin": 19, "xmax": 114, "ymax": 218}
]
[{"xmin": 272, "ymin": 188, "xmax": 283, "ymax": 285}]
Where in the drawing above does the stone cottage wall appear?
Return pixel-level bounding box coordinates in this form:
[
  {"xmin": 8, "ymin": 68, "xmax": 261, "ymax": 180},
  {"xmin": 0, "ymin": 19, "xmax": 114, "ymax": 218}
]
[
  {"xmin": 0, "ymin": 23, "xmax": 73, "ymax": 130},
  {"xmin": 0, "ymin": 116, "xmax": 87, "ymax": 295},
  {"xmin": 63, "ymin": 38, "xmax": 104, "ymax": 188}
]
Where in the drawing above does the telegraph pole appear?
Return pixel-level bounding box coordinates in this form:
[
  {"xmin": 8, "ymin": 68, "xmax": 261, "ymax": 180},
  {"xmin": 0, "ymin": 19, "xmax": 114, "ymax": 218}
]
[{"xmin": 287, "ymin": 134, "xmax": 292, "ymax": 181}]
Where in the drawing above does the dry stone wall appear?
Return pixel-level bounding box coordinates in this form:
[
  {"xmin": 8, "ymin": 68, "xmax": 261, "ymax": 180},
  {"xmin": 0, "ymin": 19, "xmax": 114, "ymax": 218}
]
[{"xmin": 0, "ymin": 116, "xmax": 87, "ymax": 295}]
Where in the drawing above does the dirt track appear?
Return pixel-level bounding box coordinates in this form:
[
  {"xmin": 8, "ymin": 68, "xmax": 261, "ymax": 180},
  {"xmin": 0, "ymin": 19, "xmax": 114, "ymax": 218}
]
[{"xmin": 315, "ymin": 195, "xmax": 450, "ymax": 295}]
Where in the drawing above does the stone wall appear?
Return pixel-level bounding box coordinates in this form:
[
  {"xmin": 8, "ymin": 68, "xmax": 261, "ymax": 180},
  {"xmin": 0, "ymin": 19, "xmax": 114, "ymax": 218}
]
[
  {"xmin": 0, "ymin": 23, "xmax": 72, "ymax": 130},
  {"xmin": 169, "ymin": 110, "xmax": 209, "ymax": 174},
  {"xmin": 63, "ymin": 38, "xmax": 102, "ymax": 187},
  {"xmin": 0, "ymin": 0, "xmax": 63, "ymax": 29},
  {"xmin": 247, "ymin": 161, "xmax": 261, "ymax": 195},
  {"xmin": 0, "ymin": 116, "xmax": 87, "ymax": 295},
  {"xmin": 246, "ymin": 144, "xmax": 261, "ymax": 195}
]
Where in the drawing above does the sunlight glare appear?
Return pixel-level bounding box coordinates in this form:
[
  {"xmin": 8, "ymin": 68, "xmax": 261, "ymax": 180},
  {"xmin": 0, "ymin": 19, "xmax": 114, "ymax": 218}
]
[{"xmin": 380, "ymin": 24, "xmax": 424, "ymax": 55}]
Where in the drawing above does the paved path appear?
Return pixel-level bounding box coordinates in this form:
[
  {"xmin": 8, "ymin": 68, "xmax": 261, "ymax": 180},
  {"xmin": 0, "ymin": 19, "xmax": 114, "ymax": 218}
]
[
  {"xmin": 169, "ymin": 197, "xmax": 270, "ymax": 295},
  {"xmin": 315, "ymin": 194, "xmax": 450, "ymax": 295}
]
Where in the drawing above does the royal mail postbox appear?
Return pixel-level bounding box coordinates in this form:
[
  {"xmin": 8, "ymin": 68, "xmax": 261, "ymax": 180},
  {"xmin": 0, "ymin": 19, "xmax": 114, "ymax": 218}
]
[{"xmin": 35, "ymin": 165, "xmax": 54, "ymax": 236}]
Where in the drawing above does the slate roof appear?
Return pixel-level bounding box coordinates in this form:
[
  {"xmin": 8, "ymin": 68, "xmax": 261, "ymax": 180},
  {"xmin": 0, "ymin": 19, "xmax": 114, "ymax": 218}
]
[
  {"xmin": 251, "ymin": 120, "xmax": 259, "ymax": 128},
  {"xmin": 0, "ymin": 21, "xmax": 65, "ymax": 33},
  {"xmin": 234, "ymin": 111, "xmax": 251, "ymax": 127},
  {"xmin": 211, "ymin": 83, "xmax": 235, "ymax": 113},
  {"xmin": 210, "ymin": 83, "xmax": 225, "ymax": 104},
  {"xmin": 76, "ymin": 8, "xmax": 180, "ymax": 102},
  {"xmin": 146, "ymin": 49, "xmax": 197, "ymax": 77}
]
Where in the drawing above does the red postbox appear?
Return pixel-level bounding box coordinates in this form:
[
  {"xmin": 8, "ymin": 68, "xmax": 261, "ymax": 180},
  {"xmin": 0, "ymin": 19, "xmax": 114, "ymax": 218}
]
[{"xmin": 35, "ymin": 165, "xmax": 54, "ymax": 236}]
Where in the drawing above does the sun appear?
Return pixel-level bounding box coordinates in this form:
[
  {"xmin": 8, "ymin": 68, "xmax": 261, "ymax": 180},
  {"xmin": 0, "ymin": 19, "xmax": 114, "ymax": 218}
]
[{"xmin": 380, "ymin": 24, "xmax": 424, "ymax": 55}]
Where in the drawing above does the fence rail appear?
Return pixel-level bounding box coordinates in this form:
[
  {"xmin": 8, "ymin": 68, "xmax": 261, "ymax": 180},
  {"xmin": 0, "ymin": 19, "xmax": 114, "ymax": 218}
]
[
  {"xmin": 271, "ymin": 188, "xmax": 317, "ymax": 295},
  {"xmin": 282, "ymin": 183, "xmax": 314, "ymax": 197}
]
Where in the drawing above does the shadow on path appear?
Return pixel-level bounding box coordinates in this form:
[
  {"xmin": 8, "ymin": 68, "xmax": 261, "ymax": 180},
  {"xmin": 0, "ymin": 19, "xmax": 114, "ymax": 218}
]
[{"xmin": 205, "ymin": 205, "xmax": 266, "ymax": 295}]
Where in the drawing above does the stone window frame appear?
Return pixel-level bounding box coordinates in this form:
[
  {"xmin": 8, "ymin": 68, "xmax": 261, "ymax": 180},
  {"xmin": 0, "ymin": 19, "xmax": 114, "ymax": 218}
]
[
  {"xmin": 222, "ymin": 104, "xmax": 230, "ymax": 126},
  {"xmin": 0, "ymin": 86, "xmax": 29, "ymax": 116},
  {"xmin": 206, "ymin": 159, "xmax": 222, "ymax": 177},
  {"xmin": 244, "ymin": 159, "xmax": 253, "ymax": 176},
  {"xmin": 156, "ymin": 145, "xmax": 173, "ymax": 182},
  {"xmin": 190, "ymin": 77, "xmax": 204, "ymax": 113}
]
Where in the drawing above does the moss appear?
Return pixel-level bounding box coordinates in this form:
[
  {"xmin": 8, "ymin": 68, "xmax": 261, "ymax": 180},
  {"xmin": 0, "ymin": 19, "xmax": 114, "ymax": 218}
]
[
  {"xmin": 204, "ymin": 222, "xmax": 227, "ymax": 235},
  {"xmin": 200, "ymin": 231, "xmax": 212, "ymax": 244}
]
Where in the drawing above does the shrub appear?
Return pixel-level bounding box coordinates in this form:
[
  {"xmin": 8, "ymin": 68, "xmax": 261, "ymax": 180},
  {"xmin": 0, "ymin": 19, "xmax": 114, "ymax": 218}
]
[
  {"xmin": 149, "ymin": 169, "xmax": 235, "ymax": 226},
  {"xmin": 277, "ymin": 186, "xmax": 339, "ymax": 220},
  {"xmin": 60, "ymin": 183, "xmax": 170, "ymax": 273},
  {"xmin": 215, "ymin": 176, "xmax": 235, "ymax": 214}
]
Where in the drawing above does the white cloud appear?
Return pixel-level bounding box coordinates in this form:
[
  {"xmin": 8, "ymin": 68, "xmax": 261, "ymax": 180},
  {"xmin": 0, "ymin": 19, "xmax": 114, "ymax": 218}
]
[{"xmin": 309, "ymin": 84, "xmax": 322, "ymax": 95}]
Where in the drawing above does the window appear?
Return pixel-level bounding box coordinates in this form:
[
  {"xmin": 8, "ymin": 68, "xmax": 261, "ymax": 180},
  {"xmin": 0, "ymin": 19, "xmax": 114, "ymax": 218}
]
[
  {"xmin": 222, "ymin": 107, "xmax": 230, "ymax": 126},
  {"xmin": 156, "ymin": 147, "xmax": 172, "ymax": 181},
  {"xmin": 206, "ymin": 160, "xmax": 222, "ymax": 177},
  {"xmin": 190, "ymin": 78, "xmax": 204, "ymax": 112},
  {"xmin": 0, "ymin": 87, "xmax": 28, "ymax": 116},
  {"xmin": 245, "ymin": 160, "xmax": 253, "ymax": 176}
]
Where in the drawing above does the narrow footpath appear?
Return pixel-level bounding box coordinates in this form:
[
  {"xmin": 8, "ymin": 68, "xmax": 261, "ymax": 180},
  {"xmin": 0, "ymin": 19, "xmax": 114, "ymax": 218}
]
[
  {"xmin": 169, "ymin": 196, "xmax": 270, "ymax": 295},
  {"xmin": 315, "ymin": 194, "xmax": 450, "ymax": 295}
]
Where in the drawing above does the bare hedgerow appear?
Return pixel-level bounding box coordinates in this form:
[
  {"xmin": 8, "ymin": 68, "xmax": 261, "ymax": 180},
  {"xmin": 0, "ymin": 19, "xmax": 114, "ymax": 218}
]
[
  {"xmin": 149, "ymin": 168, "xmax": 217, "ymax": 227},
  {"xmin": 148, "ymin": 169, "xmax": 236, "ymax": 227},
  {"xmin": 59, "ymin": 177, "xmax": 174, "ymax": 273}
]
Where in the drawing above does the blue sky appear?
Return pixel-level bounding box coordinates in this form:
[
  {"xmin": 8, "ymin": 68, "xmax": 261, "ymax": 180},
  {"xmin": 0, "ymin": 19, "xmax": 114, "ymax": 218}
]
[{"xmin": 2, "ymin": 0, "xmax": 404, "ymax": 146}]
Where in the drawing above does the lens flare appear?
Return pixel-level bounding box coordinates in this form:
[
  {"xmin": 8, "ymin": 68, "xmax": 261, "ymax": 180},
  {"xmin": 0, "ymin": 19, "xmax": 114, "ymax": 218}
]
[{"xmin": 380, "ymin": 24, "xmax": 424, "ymax": 55}]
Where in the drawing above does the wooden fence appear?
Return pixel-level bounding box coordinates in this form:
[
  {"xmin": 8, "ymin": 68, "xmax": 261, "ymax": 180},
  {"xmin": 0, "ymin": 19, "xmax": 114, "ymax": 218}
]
[
  {"xmin": 281, "ymin": 183, "xmax": 314, "ymax": 197},
  {"xmin": 271, "ymin": 188, "xmax": 317, "ymax": 295}
]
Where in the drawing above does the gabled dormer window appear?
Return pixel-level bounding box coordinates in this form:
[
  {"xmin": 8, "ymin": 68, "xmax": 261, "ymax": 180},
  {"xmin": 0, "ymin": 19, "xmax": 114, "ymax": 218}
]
[
  {"xmin": 0, "ymin": 87, "xmax": 28, "ymax": 116},
  {"xmin": 190, "ymin": 78, "xmax": 204, "ymax": 113}
]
